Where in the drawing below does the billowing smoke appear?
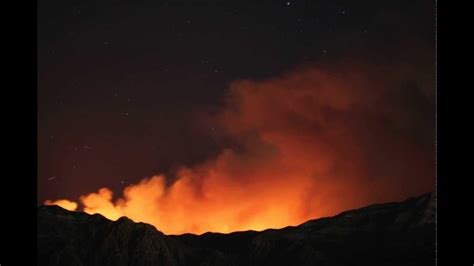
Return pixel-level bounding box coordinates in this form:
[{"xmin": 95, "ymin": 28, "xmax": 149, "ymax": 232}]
[{"xmin": 45, "ymin": 61, "xmax": 434, "ymax": 235}]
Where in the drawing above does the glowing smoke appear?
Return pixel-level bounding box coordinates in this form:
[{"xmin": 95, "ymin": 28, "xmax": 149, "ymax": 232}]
[
  {"xmin": 44, "ymin": 199, "xmax": 78, "ymax": 211},
  {"xmin": 45, "ymin": 62, "xmax": 434, "ymax": 234}
]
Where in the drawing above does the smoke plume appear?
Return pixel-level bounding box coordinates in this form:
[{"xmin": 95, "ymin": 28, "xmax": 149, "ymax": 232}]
[{"xmin": 45, "ymin": 61, "xmax": 434, "ymax": 234}]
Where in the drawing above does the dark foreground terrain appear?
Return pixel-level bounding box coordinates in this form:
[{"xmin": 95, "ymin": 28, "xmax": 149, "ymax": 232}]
[{"xmin": 38, "ymin": 192, "xmax": 435, "ymax": 266}]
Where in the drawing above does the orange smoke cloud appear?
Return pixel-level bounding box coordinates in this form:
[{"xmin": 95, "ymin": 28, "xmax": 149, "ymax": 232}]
[
  {"xmin": 45, "ymin": 62, "xmax": 434, "ymax": 235},
  {"xmin": 44, "ymin": 199, "xmax": 78, "ymax": 211}
]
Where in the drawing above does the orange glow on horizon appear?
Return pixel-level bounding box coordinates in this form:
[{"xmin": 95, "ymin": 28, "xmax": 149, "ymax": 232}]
[{"xmin": 44, "ymin": 199, "xmax": 78, "ymax": 211}]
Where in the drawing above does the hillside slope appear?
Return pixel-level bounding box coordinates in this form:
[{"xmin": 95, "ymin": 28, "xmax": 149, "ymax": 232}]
[{"xmin": 38, "ymin": 192, "xmax": 435, "ymax": 266}]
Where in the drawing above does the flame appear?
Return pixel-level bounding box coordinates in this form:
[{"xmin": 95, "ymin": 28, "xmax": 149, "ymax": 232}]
[
  {"xmin": 44, "ymin": 199, "xmax": 78, "ymax": 211},
  {"xmin": 45, "ymin": 63, "xmax": 434, "ymax": 235}
]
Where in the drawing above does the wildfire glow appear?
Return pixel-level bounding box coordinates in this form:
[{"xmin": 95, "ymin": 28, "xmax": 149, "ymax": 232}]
[
  {"xmin": 44, "ymin": 63, "xmax": 434, "ymax": 235},
  {"xmin": 44, "ymin": 199, "xmax": 78, "ymax": 211}
]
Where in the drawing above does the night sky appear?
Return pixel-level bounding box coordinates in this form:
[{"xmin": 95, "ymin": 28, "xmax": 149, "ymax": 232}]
[{"xmin": 38, "ymin": 0, "xmax": 435, "ymax": 210}]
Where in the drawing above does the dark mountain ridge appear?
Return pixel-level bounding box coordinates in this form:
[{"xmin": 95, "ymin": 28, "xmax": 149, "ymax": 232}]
[{"xmin": 38, "ymin": 192, "xmax": 435, "ymax": 266}]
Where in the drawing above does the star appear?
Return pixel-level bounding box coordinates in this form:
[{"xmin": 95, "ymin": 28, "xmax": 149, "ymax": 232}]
[
  {"xmin": 125, "ymin": 112, "xmax": 129, "ymax": 116},
  {"xmin": 286, "ymin": 2, "xmax": 291, "ymax": 6}
]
